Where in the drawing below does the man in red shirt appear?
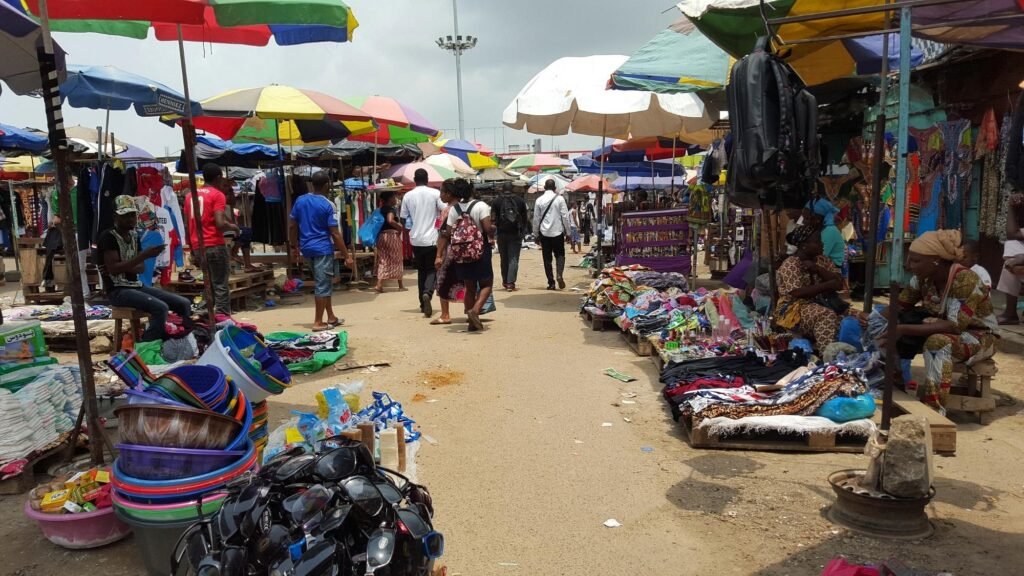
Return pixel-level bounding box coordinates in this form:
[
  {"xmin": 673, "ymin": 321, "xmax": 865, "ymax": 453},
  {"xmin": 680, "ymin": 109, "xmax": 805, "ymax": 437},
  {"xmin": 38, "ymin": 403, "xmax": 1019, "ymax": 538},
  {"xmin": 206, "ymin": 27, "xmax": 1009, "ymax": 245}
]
[{"xmin": 184, "ymin": 163, "xmax": 239, "ymax": 317}]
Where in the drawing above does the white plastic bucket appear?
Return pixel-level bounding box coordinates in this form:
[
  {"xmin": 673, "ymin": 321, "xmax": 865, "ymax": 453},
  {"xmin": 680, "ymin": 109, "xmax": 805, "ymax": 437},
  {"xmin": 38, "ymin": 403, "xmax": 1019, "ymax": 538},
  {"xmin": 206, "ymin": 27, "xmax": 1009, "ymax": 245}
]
[{"xmin": 197, "ymin": 331, "xmax": 272, "ymax": 404}]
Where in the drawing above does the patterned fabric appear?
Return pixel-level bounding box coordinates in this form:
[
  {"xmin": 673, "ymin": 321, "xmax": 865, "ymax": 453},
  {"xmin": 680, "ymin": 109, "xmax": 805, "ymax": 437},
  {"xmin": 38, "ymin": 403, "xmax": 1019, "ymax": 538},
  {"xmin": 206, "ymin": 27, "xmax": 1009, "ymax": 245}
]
[
  {"xmin": 995, "ymin": 113, "xmax": 1014, "ymax": 242},
  {"xmin": 376, "ymin": 229, "xmax": 404, "ymax": 280},
  {"xmin": 939, "ymin": 119, "xmax": 972, "ymax": 229},
  {"xmin": 775, "ymin": 255, "xmax": 841, "ymax": 350},
  {"xmin": 899, "ymin": 266, "xmax": 997, "ymax": 411}
]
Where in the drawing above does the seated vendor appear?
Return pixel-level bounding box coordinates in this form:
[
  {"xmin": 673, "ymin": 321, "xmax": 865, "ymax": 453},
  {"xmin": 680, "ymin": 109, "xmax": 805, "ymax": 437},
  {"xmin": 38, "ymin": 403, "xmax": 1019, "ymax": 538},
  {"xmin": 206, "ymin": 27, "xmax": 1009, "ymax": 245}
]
[
  {"xmin": 885, "ymin": 230, "xmax": 997, "ymax": 412},
  {"xmin": 100, "ymin": 196, "xmax": 194, "ymax": 342},
  {"xmin": 775, "ymin": 225, "xmax": 845, "ymax": 351}
]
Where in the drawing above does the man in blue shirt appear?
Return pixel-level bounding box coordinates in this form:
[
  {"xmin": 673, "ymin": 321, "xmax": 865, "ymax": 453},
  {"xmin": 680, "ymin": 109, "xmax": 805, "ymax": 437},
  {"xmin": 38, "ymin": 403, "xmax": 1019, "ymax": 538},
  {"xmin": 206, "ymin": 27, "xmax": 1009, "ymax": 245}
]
[{"xmin": 289, "ymin": 172, "xmax": 354, "ymax": 331}]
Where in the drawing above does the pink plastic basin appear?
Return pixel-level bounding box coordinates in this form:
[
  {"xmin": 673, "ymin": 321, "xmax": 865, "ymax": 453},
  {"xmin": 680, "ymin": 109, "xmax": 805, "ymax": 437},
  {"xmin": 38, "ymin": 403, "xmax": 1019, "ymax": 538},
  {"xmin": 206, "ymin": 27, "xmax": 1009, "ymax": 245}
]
[{"xmin": 23, "ymin": 501, "xmax": 132, "ymax": 549}]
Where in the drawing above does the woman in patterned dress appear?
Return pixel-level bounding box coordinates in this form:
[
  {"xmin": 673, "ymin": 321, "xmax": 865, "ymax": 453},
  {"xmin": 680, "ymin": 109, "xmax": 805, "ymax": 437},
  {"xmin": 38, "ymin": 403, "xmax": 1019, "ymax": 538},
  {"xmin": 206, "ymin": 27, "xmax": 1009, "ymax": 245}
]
[
  {"xmin": 374, "ymin": 192, "xmax": 405, "ymax": 293},
  {"xmin": 430, "ymin": 181, "xmax": 464, "ymax": 325},
  {"xmin": 885, "ymin": 230, "xmax": 997, "ymax": 412},
  {"xmin": 775, "ymin": 225, "xmax": 844, "ymax": 351}
]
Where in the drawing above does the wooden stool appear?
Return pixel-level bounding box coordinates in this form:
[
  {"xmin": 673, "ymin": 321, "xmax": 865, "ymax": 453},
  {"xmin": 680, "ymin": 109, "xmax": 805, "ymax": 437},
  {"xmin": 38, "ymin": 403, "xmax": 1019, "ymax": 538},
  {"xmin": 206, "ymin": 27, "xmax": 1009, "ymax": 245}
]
[
  {"xmin": 948, "ymin": 359, "xmax": 998, "ymax": 424},
  {"xmin": 111, "ymin": 307, "xmax": 150, "ymax": 349}
]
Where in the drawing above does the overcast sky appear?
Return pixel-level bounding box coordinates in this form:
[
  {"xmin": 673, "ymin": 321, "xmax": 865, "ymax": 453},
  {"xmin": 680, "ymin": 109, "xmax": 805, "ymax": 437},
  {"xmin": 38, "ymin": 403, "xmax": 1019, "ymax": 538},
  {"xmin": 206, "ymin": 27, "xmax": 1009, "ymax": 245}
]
[{"xmin": 2, "ymin": 0, "xmax": 679, "ymax": 157}]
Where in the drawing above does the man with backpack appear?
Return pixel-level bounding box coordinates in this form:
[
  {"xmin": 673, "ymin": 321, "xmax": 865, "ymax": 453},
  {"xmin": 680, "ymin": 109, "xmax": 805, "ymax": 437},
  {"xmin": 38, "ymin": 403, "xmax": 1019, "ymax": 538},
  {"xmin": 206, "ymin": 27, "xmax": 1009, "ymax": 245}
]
[
  {"xmin": 400, "ymin": 168, "xmax": 446, "ymax": 317},
  {"xmin": 533, "ymin": 179, "xmax": 572, "ymax": 290},
  {"xmin": 490, "ymin": 182, "xmax": 528, "ymax": 291}
]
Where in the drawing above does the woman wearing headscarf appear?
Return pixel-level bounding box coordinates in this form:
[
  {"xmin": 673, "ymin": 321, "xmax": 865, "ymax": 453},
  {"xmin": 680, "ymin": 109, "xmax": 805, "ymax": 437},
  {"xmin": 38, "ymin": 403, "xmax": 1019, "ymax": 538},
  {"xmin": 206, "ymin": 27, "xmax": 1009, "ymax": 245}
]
[
  {"xmin": 889, "ymin": 230, "xmax": 997, "ymax": 411},
  {"xmin": 808, "ymin": 197, "xmax": 845, "ymax": 269},
  {"xmin": 775, "ymin": 225, "xmax": 845, "ymax": 351}
]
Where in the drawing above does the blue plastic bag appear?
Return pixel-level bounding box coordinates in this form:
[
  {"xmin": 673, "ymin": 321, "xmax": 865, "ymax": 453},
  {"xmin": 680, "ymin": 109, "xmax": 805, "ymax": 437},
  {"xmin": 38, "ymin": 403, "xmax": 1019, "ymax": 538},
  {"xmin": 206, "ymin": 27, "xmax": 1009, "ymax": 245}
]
[
  {"xmin": 358, "ymin": 209, "xmax": 385, "ymax": 248},
  {"xmin": 815, "ymin": 393, "xmax": 876, "ymax": 423}
]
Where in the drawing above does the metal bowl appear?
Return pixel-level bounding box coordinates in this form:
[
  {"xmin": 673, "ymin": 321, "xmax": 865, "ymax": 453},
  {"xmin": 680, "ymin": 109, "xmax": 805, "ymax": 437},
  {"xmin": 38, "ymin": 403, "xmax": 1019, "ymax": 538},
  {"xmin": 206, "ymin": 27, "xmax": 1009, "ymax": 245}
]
[{"xmin": 115, "ymin": 404, "xmax": 242, "ymax": 450}]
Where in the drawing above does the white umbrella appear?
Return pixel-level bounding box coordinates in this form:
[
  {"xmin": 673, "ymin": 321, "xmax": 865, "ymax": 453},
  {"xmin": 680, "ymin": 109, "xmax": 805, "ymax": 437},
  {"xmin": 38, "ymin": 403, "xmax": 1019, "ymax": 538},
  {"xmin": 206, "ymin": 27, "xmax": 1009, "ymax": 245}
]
[
  {"xmin": 424, "ymin": 153, "xmax": 476, "ymax": 177},
  {"xmin": 526, "ymin": 173, "xmax": 570, "ymax": 194},
  {"xmin": 501, "ymin": 55, "xmax": 712, "ymax": 139}
]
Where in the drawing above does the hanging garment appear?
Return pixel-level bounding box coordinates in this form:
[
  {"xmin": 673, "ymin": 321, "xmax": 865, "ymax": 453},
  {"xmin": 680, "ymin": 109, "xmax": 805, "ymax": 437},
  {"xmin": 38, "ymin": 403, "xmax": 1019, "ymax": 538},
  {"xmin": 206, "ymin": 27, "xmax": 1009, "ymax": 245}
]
[
  {"xmin": 906, "ymin": 152, "xmax": 921, "ymax": 235},
  {"xmin": 160, "ymin": 185, "xmax": 185, "ymax": 266},
  {"xmin": 154, "ymin": 206, "xmax": 173, "ymax": 269},
  {"xmin": 95, "ymin": 163, "xmax": 126, "ymax": 242},
  {"xmin": 139, "ymin": 229, "xmax": 164, "ymax": 287},
  {"xmin": 918, "ymin": 177, "xmax": 942, "ymax": 236},
  {"xmin": 1005, "ymin": 91, "xmax": 1024, "ymax": 192},
  {"xmin": 259, "ymin": 170, "xmax": 283, "ymax": 203},
  {"xmin": 939, "ymin": 119, "xmax": 972, "ymax": 208},
  {"xmin": 996, "ymin": 113, "xmax": 1015, "ymax": 241},
  {"xmin": 909, "ymin": 126, "xmax": 943, "ymax": 206},
  {"xmin": 136, "ymin": 166, "xmax": 164, "ymax": 207}
]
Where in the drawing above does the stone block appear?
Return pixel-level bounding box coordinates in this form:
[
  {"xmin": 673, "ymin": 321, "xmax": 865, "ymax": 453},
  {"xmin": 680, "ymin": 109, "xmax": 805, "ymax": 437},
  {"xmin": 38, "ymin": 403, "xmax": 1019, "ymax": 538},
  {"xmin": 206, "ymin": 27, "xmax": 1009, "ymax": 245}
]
[{"xmin": 882, "ymin": 415, "xmax": 933, "ymax": 498}]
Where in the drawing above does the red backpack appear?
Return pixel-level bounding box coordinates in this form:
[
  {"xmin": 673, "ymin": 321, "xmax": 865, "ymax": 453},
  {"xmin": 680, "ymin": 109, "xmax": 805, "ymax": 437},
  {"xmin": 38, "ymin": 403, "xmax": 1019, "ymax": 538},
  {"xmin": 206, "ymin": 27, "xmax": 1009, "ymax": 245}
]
[{"xmin": 449, "ymin": 201, "xmax": 485, "ymax": 263}]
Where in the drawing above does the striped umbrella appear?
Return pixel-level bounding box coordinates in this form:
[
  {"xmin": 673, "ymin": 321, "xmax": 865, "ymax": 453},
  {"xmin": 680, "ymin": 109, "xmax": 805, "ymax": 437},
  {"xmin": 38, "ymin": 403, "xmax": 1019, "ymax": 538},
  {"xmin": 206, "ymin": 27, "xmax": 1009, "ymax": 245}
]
[
  {"xmin": 425, "ymin": 153, "xmax": 476, "ymax": 177},
  {"xmin": 382, "ymin": 162, "xmax": 456, "ymax": 188},
  {"xmin": 347, "ymin": 96, "xmax": 439, "ymax": 145},
  {"xmin": 505, "ymin": 154, "xmax": 567, "ymax": 173},
  {"xmin": 22, "ymin": 0, "xmax": 358, "ymax": 44},
  {"xmin": 187, "ymin": 85, "xmax": 374, "ymax": 144}
]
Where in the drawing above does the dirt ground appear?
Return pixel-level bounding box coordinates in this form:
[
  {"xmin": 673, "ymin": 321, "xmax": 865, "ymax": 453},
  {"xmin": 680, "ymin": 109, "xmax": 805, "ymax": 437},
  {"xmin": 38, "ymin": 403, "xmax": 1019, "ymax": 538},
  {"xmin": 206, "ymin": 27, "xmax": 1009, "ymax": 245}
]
[{"xmin": 2, "ymin": 249, "xmax": 1024, "ymax": 575}]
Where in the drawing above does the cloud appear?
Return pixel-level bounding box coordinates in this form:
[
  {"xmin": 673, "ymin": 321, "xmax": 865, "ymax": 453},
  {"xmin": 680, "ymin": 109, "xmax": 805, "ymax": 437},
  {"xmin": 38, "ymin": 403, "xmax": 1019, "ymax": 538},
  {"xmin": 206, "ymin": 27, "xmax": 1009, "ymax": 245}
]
[{"xmin": 0, "ymin": 0, "xmax": 676, "ymax": 157}]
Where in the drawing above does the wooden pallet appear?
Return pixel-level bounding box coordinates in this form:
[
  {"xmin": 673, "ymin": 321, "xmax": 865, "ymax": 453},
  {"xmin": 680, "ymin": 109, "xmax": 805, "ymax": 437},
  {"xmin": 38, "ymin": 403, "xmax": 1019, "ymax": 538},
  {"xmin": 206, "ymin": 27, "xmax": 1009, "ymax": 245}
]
[
  {"xmin": 580, "ymin": 307, "xmax": 616, "ymax": 332},
  {"xmin": 166, "ymin": 269, "xmax": 275, "ymax": 296},
  {"xmin": 0, "ymin": 433, "xmax": 73, "ymax": 495},
  {"xmin": 681, "ymin": 413, "xmax": 869, "ymax": 454},
  {"xmin": 621, "ymin": 329, "xmax": 653, "ymax": 357}
]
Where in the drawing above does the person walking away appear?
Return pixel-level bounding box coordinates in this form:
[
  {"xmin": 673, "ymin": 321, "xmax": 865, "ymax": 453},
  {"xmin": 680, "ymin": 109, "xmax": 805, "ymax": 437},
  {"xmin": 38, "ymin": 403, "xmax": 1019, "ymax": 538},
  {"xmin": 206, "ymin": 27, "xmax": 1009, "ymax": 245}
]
[
  {"xmin": 223, "ymin": 179, "xmax": 260, "ymax": 273},
  {"xmin": 289, "ymin": 172, "xmax": 355, "ymax": 331},
  {"xmin": 533, "ymin": 179, "xmax": 572, "ymax": 290},
  {"xmin": 101, "ymin": 195, "xmax": 194, "ymax": 342},
  {"xmin": 491, "ymin": 182, "xmax": 528, "ymax": 291},
  {"xmin": 374, "ymin": 192, "xmax": 405, "ymax": 293},
  {"xmin": 436, "ymin": 179, "xmax": 494, "ymax": 332},
  {"xmin": 400, "ymin": 168, "xmax": 446, "ymax": 317},
  {"xmin": 569, "ymin": 201, "xmax": 582, "ymax": 254},
  {"xmin": 184, "ymin": 163, "xmax": 239, "ymax": 319},
  {"xmin": 431, "ymin": 181, "xmax": 464, "ymax": 325}
]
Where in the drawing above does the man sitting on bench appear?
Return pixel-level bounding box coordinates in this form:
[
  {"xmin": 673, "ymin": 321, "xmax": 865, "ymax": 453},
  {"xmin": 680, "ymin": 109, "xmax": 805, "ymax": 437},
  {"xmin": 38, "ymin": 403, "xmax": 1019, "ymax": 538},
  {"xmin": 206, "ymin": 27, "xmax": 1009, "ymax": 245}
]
[{"xmin": 100, "ymin": 196, "xmax": 194, "ymax": 341}]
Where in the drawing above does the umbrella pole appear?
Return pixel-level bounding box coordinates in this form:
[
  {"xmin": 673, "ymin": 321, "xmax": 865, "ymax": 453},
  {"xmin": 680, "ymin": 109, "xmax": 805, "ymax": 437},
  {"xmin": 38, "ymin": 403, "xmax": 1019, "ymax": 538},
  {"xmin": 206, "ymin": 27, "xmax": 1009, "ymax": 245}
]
[
  {"xmin": 103, "ymin": 105, "xmax": 110, "ymax": 158},
  {"xmin": 596, "ymin": 117, "xmax": 607, "ymax": 271},
  {"xmin": 177, "ymin": 26, "xmax": 217, "ymax": 324},
  {"xmin": 37, "ymin": 0, "xmax": 107, "ymax": 466},
  {"xmin": 670, "ymin": 139, "xmax": 677, "ymax": 201}
]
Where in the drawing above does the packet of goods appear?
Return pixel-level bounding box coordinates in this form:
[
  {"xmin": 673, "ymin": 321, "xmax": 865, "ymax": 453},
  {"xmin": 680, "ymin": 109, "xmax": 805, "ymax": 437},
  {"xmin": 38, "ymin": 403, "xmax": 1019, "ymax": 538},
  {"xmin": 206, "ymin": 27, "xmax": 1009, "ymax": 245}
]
[{"xmin": 603, "ymin": 368, "xmax": 637, "ymax": 383}]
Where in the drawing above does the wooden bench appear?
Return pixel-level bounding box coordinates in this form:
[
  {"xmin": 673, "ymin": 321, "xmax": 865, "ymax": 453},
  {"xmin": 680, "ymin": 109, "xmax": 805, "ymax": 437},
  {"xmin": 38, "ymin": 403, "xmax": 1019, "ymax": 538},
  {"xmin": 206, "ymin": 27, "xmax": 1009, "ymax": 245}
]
[
  {"xmin": 947, "ymin": 359, "xmax": 998, "ymax": 424},
  {"xmin": 111, "ymin": 307, "xmax": 150, "ymax": 349}
]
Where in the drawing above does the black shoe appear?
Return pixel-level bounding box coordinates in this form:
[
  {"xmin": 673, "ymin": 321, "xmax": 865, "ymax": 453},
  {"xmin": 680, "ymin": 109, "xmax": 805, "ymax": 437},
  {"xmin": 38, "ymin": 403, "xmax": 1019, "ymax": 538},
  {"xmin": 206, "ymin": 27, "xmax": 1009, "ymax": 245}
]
[
  {"xmin": 547, "ymin": 284, "xmax": 556, "ymax": 290},
  {"xmin": 557, "ymin": 277, "xmax": 566, "ymax": 290},
  {"xmin": 420, "ymin": 293, "xmax": 433, "ymax": 318}
]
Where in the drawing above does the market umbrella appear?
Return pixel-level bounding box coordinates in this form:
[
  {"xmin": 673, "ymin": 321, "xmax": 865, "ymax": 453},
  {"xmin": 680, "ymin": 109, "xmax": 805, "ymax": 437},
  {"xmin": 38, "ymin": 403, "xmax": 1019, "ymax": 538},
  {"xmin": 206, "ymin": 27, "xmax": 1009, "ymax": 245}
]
[
  {"xmin": 24, "ymin": 1, "xmax": 359, "ymax": 43},
  {"xmin": 425, "ymin": 153, "xmax": 477, "ymax": 177},
  {"xmin": 0, "ymin": 0, "xmax": 65, "ymax": 96},
  {"xmin": 676, "ymin": 0, "xmax": 928, "ymax": 86},
  {"xmin": 346, "ymin": 96, "xmax": 440, "ymax": 141},
  {"xmin": 0, "ymin": 122, "xmax": 48, "ymax": 155},
  {"xmin": 566, "ymin": 174, "xmax": 619, "ymax": 194},
  {"xmin": 0, "ymin": 155, "xmax": 45, "ymax": 178},
  {"xmin": 478, "ymin": 167, "xmax": 514, "ymax": 183},
  {"xmin": 382, "ymin": 162, "xmax": 456, "ymax": 188},
  {"xmin": 594, "ymin": 137, "xmax": 698, "ymax": 162},
  {"xmin": 525, "ymin": 173, "xmax": 571, "ymax": 194},
  {"xmin": 505, "ymin": 154, "xmax": 567, "ymax": 172},
  {"xmin": 64, "ymin": 125, "xmax": 130, "ymax": 156},
  {"xmin": 222, "ymin": 116, "xmax": 374, "ymax": 146},
  {"xmin": 612, "ymin": 18, "xmax": 732, "ymax": 94},
  {"xmin": 61, "ymin": 64, "xmax": 202, "ymax": 118},
  {"xmin": 434, "ymin": 138, "xmax": 498, "ymax": 169}
]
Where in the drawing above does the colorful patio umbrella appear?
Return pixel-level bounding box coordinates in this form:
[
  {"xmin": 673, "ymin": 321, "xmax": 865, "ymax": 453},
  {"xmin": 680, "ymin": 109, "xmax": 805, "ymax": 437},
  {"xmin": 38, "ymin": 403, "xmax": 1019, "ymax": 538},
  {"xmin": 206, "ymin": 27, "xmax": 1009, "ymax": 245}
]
[
  {"xmin": 566, "ymin": 175, "xmax": 619, "ymax": 194},
  {"xmin": 346, "ymin": 96, "xmax": 440, "ymax": 145},
  {"xmin": 23, "ymin": 1, "xmax": 358, "ymax": 43},
  {"xmin": 0, "ymin": 155, "xmax": 44, "ymax": 174},
  {"xmin": 0, "ymin": 0, "xmax": 65, "ymax": 95},
  {"xmin": 434, "ymin": 138, "xmax": 498, "ymax": 169},
  {"xmin": 477, "ymin": 167, "xmax": 514, "ymax": 183},
  {"xmin": 186, "ymin": 85, "xmax": 374, "ymax": 144},
  {"xmin": 505, "ymin": 154, "xmax": 567, "ymax": 172},
  {"xmin": 0, "ymin": 122, "xmax": 48, "ymax": 155},
  {"xmin": 425, "ymin": 153, "xmax": 476, "ymax": 177},
  {"xmin": 382, "ymin": 162, "xmax": 456, "ymax": 188},
  {"xmin": 676, "ymin": 1, "xmax": 930, "ymax": 86},
  {"xmin": 594, "ymin": 137, "xmax": 698, "ymax": 162},
  {"xmin": 525, "ymin": 173, "xmax": 571, "ymax": 194},
  {"xmin": 612, "ymin": 18, "xmax": 732, "ymax": 94}
]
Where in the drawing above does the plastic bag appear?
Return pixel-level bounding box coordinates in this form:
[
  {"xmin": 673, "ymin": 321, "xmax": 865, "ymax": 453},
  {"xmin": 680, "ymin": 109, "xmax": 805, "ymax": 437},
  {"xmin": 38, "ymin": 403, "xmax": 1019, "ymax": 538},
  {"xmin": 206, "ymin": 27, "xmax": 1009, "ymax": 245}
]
[
  {"xmin": 357, "ymin": 391, "xmax": 421, "ymax": 442},
  {"xmin": 815, "ymin": 393, "xmax": 876, "ymax": 423},
  {"xmin": 335, "ymin": 381, "xmax": 364, "ymax": 413},
  {"xmin": 820, "ymin": 558, "xmax": 879, "ymax": 576},
  {"xmin": 315, "ymin": 387, "xmax": 353, "ymax": 431},
  {"xmin": 262, "ymin": 417, "xmax": 311, "ymax": 463}
]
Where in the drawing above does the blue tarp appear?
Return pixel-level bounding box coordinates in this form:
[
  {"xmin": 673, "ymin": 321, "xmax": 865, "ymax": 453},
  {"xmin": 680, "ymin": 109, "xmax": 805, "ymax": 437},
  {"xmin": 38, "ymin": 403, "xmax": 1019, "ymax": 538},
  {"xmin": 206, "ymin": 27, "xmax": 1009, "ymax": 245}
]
[{"xmin": 0, "ymin": 122, "xmax": 47, "ymax": 155}]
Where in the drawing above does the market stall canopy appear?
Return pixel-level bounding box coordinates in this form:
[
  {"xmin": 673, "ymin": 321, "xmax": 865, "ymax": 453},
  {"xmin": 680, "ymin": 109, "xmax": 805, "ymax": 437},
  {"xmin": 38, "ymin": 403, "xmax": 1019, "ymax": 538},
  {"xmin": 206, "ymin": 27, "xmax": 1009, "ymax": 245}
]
[
  {"xmin": 612, "ymin": 18, "xmax": 732, "ymax": 94},
  {"xmin": 0, "ymin": 155, "xmax": 45, "ymax": 175},
  {"xmin": 382, "ymin": 162, "xmax": 456, "ymax": 188},
  {"xmin": 346, "ymin": 96, "xmax": 441, "ymax": 145},
  {"xmin": 425, "ymin": 153, "xmax": 477, "ymax": 177},
  {"xmin": 503, "ymin": 55, "xmax": 712, "ymax": 140},
  {"xmin": 0, "ymin": 122, "xmax": 48, "ymax": 155},
  {"xmin": 593, "ymin": 137, "xmax": 701, "ymax": 162},
  {"xmin": 675, "ymin": 0, "xmax": 943, "ymax": 85},
  {"xmin": 574, "ymin": 156, "xmax": 680, "ymax": 177},
  {"xmin": 294, "ymin": 141, "xmax": 423, "ymax": 167},
  {"xmin": 179, "ymin": 134, "xmax": 280, "ymax": 170},
  {"xmin": 116, "ymin": 144, "xmax": 156, "ymax": 161},
  {"xmin": 566, "ymin": 174, "xmax": 619, "ymax": 193},
  {"xmin": 613, "ymin": 175, "xmax": 690, "ymax": 190},
  {"xmin": 0, "ymin": 0, "xmax": 65, "ymax": 96},
  {"xmin": 64, "ymin": 125, "xmax": 130, "ymax": 156},
  {"xmin": 504, "ymin": 153, "xmax": 569, "ymax": 172},
  {"xmin": 22, "ymin": 0, "xmax": 359, "ymax": 44},
  {"xmin": 61, "ymin": 64, "xmax": 202, "ymax": 117}
]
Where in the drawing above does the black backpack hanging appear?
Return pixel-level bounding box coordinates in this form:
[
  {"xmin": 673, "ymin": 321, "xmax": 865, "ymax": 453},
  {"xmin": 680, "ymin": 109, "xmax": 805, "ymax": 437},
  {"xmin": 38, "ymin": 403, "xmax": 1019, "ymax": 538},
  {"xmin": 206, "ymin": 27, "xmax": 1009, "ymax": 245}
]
[{"xmin": 726, "ymin": 36, "xmax": 818, "ymax": 210}]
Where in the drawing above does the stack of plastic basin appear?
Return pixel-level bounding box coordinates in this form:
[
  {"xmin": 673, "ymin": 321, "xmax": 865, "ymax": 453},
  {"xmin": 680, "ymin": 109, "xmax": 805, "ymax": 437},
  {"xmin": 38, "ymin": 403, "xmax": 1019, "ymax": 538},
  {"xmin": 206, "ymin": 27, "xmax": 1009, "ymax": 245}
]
[
  {"xmin": 197, "ymin": 325, "xmax": 291, "ymax": 403},
  {"xmin": 250, "ymin": 400, "xmax": 269, "ymax": 462}
]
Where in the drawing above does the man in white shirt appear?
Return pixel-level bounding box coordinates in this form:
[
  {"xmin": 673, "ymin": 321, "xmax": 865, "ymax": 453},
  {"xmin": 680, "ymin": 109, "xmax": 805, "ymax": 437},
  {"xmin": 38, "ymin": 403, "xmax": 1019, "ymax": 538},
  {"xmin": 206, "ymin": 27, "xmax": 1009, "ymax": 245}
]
[
  {"xmin": 532, "ymin": 179, "xmax": 572, "ymax": 290},
  {"xmin": 400, "ymin": 168, "xmax": 446, "ymax": 317}
]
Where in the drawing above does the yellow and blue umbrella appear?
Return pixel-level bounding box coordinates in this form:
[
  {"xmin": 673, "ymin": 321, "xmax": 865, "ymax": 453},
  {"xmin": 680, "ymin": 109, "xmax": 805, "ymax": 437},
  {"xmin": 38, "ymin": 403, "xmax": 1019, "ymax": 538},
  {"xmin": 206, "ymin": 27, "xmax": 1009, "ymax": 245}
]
[{"xmin": 434, "ymin": 138, "xmax": 498, "ymax": 170}]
